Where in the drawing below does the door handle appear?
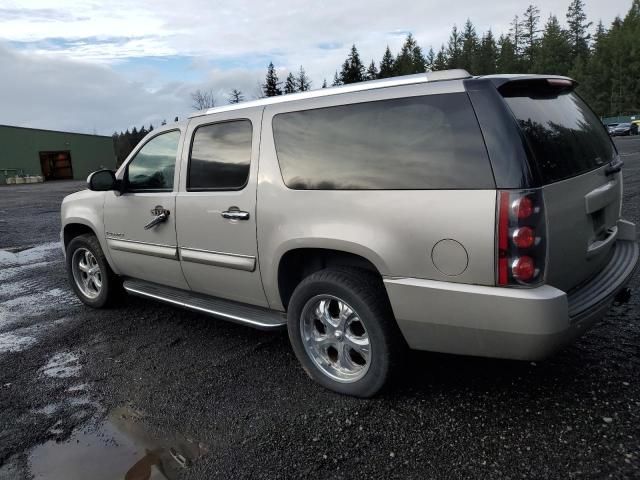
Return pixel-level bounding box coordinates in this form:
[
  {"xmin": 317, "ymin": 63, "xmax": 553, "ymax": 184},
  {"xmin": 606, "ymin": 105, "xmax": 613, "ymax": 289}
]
[
  {"xmin": 144, "ymin": 211, "xmax": 170, "ymax": 230},
  {"xmin": 221, "ymin": 207, "xmax": 250, "ymax": 221}
]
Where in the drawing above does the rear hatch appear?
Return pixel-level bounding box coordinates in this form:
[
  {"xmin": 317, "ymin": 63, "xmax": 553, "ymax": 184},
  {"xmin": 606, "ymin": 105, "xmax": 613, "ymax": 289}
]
[{"xmin": 500, "ymin": 80, "xmax": 621, "ymax": 292}]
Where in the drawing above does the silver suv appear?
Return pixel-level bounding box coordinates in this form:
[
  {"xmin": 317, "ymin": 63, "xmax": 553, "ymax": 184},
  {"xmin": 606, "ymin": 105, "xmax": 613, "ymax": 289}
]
[{"xmin": 61, "ymin": 70, "xmax": 639, "ymax": 397}]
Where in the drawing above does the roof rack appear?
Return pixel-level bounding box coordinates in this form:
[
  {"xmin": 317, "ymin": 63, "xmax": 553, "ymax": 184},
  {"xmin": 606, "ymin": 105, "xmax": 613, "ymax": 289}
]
[{"xmin": 189, "ymin": 69, "xmax": 471, "ymax": 118}]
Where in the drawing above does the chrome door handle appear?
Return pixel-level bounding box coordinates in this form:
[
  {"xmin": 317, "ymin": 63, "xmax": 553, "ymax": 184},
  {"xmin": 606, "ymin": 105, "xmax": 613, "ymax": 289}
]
[
  {"xmin": 144, "ymin": 211, "xmax": 169, "ymax": 230},
  {"xmin": 221, "ymin": 207, "xmax": 250, "ymax": 221}
]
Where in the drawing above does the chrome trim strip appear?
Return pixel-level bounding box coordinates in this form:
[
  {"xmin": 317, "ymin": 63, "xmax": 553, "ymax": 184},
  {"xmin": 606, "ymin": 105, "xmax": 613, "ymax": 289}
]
[
  {"xmin": 123, "ymin": 285, "xmax": 285, "ymax": 329},
  {"xmin": 107, "ymin": 238, "xmax": 178, "ymax": 260},
  {"xmin": 179, "ymin": 247, "xmax": 256, "ymax": 272}
]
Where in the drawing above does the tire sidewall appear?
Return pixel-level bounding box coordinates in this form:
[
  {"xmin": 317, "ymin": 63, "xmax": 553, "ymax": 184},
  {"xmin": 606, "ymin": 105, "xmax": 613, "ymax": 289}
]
[
  {"xmin": 287, "ymin": 274, "xmax": 391, "ymax": 397},
  {"xmin": 66, "ymin": 236, "xmax": 111, "ymax": 308}
]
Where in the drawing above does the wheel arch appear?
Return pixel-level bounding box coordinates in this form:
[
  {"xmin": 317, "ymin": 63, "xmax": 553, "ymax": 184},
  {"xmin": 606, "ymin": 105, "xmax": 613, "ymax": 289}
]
[{"xmin": 276, "ymin": 245, "xmax": 389, "ymax": 311}]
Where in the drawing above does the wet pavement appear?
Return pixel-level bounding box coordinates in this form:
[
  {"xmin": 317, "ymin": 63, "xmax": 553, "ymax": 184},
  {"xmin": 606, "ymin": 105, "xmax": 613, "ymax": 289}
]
[{"xmin": 0, "ymin": 137, "xmax": 639, "ymax": 479}]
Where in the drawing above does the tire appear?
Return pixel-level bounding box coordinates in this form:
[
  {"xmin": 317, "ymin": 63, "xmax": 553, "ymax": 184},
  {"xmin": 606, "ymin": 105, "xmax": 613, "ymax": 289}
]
[
  {"xmin": 66, "ymin": 233, "xmax": 122, "ymax": 308},
  {"xmin": 287, "ymin": 268, "xmax": 406, "ymax": 397}
]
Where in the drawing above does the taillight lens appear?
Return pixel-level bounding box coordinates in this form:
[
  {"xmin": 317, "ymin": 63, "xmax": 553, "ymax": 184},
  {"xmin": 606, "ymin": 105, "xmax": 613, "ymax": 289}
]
[{"xmin": 496, "ymin": 189, "xmax": 546, "ymax": 287}]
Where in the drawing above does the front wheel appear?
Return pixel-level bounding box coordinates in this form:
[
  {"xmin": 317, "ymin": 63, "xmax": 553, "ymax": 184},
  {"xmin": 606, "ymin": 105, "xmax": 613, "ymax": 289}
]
[
  {"xmin": 287, "ymin": 268, "xmax": 405, "ymax": 397},
  {"xmin": 66, "ymin": 233, "xmax": 122, "ymax": 308}
]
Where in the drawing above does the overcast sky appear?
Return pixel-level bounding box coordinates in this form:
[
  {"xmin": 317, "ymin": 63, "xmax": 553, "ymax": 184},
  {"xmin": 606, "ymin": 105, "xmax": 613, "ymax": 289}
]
[{"xmin": 0, "ymin": 0, "xmax": 632, "ymax": 135}]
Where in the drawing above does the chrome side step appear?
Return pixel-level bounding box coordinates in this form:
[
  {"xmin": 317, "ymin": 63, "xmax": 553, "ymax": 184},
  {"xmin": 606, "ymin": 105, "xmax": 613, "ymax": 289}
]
[{"xmin": 122, "ymin": 279, "xmax": 286, "ymax": 330}]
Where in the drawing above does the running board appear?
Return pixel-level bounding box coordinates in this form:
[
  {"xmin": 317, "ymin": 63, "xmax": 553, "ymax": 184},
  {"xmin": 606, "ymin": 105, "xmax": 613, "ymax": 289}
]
[{"xmin": 122, "ymin": 279, "xmax": 286, "ymax": 330}]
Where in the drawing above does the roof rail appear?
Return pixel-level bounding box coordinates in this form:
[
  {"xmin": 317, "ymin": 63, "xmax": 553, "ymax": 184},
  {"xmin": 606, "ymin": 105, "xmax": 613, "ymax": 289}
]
[{"xmin": 189, "ymin": 69, "xmax": 472, "ymax": 119}]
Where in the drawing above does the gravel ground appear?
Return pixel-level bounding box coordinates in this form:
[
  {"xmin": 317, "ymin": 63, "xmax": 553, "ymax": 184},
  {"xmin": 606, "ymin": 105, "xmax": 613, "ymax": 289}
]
[{"xmin": 0, "ymin": 137, "xmax": 639, "ymax": 479}]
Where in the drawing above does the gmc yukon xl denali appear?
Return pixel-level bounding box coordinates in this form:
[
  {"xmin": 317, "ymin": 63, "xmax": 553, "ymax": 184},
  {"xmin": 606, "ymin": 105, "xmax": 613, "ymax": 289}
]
[{"xmin": 61, "ymin": 70, "xmax": 638, "ymax": 397}]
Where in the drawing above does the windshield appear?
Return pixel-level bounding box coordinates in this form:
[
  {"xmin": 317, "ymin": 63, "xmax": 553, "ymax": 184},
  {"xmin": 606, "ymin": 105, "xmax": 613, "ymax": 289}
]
[{"xmin": 501, "ymin": 82, "xmax": 616, "ymax": 184}]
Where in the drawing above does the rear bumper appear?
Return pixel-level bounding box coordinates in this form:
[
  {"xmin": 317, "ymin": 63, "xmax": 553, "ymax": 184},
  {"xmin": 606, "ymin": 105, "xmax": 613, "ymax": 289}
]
[{"xmin": 384, "ymin": 238, "xmax": 638, "ymax": 361}]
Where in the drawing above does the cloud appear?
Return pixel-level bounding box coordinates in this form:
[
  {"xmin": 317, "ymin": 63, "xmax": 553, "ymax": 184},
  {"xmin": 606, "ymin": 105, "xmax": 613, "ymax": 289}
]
[{"xmin": 0, "ymin": 0, "xmax": 631, "ymax": 134}]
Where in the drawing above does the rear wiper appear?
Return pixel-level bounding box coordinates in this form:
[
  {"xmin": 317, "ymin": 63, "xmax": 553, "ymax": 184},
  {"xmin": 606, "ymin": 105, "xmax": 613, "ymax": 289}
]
[{"xmin": 605, "ymin": 158, "xmax": 624, "ymax": 176}]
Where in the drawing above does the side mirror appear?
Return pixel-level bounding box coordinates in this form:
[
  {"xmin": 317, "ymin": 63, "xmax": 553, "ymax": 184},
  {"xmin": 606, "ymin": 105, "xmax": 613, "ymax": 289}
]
[{"xmin": 87, "ymin": 170, "xmax": 118, "ymax": 191}]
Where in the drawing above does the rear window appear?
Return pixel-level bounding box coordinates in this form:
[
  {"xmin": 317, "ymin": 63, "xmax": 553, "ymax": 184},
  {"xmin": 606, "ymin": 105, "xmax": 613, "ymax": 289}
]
[
  {"xmin": 272, "ymin": 93, "xmax": 494, "ymax": 190},
  {"xmin": 501, "ymin": 83, "xmax": 616, "ymax": 184}
]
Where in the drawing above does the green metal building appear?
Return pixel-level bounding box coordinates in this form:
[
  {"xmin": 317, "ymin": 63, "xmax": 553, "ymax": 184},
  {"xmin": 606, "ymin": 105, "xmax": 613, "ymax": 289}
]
[{"xmin": 0, "ymin": 124, "xmax": 116, "ymax": 182}]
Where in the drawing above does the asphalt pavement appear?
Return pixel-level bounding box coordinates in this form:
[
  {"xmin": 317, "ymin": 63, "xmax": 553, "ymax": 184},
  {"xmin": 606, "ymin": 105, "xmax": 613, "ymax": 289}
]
[{"xmin": 0, "ymin": 137, "xmax": 639, "ymax": 479}]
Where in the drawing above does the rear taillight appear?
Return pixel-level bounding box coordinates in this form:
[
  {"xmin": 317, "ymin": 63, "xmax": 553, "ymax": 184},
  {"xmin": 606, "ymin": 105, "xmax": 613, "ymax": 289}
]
[{"xmin": 496, "ymin": 189, "xmax": 546, "ymax": 287}]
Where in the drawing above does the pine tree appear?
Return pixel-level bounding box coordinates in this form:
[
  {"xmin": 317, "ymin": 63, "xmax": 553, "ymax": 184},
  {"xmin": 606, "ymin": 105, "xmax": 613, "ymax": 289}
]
[
  {"xmin": 297, "ymin": 66, "xmax": 312, "ymax": 91},
  {"xmin": 228, "ymin": 89, "xmax": 244, "ymax": 104},
  {"xmin": 534, "ymin": 15, "xmax": 573, "ymax": 75},
  {"xmin": 510, "ymin": 15, "xmax": 523, "ymax": 58},
  {"xmin": 378, "ymin": 46, "xmax": 395, "ymax": 78},
  {"xmin": 425, "ymin": 47, "xmax": 436, "ymax": 71},
  {"xmin": 284, "ymin": 73, "xmax": 297, "ymax": 94},
  {"xmin": 521, "ymin": 5, "xmax": 542, "ymax": 72},
  {"xmin": 332, "ymin": 71, "xmax": 342, "ymax": 86},
  {"xmin": 366, "ymin": 60, "xmax": 379, "ymax": 80},
  {"xmin": 322, "ymin": 78, "xmax": 328, "ymax": 88},
  {"xmin": 497, "ymin": 35, "xmax": 519, "ymax": 72},
  {"xmin": 340, "ymin": 44, "xmax": 366, "ymax": 83},
  {"xmin": 446, "ymin": 25, "xmax": 463, "ymax": 68},
  {"xmin": 262, "ymin": 62, "xmax": 282, "ymax": 97},
  {"xmin": 459, "ymin": 19, "xmax": 479, "ymax": 72},
  {"xmin": 566, "ymin": 0, "xmax": 593, "ymax": 59},
  {"xmin": 473, "ymin": 30, "xmax": 498, "ymax": 75},
  {"xmin": 433, "ymin": 45, "xmax": 449, "ymax": 70}
]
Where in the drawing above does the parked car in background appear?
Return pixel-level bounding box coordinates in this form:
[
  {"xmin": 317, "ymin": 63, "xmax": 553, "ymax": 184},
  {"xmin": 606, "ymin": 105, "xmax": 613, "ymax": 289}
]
[
  {"xmin": 631, "ymin": 120, "xmax": 640, "ymax": 135},
  {"xmin": 61, "ymin": 72, "xmax": 638, "ymax": 397},
  {"xmin": 607, "ymin": 123, "xmax": 619, "ymax": 135},
  {"xmin": 611, "ymin": 122, "xmax": 632, "ymax": 136}
]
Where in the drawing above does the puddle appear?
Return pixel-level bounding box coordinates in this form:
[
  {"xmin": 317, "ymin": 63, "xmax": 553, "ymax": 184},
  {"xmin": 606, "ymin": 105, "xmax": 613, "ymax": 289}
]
[
  {"xmin": 0, "ymin": 332, "xmax": 37, "ymax": 353},
  {"xmin": 42, "ymin": 352, "xmax": 81, "ymax": 378},
  {"xmin": 29, "ymin": 406, "xmax": 207, "ymax": 480}
]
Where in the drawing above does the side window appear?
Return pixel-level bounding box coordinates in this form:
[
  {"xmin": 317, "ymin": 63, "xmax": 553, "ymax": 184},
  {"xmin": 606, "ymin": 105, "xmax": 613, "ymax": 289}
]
[
  {"xmin": 126, "ymin": 130, "xmax": 181, "ymax": 191},
  {"xmin": 188, "ymin": 120, "xmax": 252, "ymax": 191},
  {"xmin": 272, "ymin": 93, "xmax": 494, "ymax": 190}
]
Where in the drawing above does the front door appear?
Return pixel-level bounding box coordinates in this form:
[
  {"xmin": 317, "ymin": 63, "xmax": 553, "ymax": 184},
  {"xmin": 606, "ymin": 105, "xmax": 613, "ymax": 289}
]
[
  {"xmin": 104, "ymin": 129, "xmax": 189, "ymax": 290},
  {"xmin": 176, "ymin": 108, "xmax": 268, "ymax": 307}
]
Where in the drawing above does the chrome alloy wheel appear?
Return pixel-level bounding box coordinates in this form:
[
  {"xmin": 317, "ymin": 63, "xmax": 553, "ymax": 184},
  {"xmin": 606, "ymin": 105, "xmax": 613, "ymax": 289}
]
[
  {"xmin": 300, "ymin": 295, "xmax": 371, "ymax": 383},
  {"xmin": 71, "ymin": 248, "xmax": 102, "ymax": 299}
]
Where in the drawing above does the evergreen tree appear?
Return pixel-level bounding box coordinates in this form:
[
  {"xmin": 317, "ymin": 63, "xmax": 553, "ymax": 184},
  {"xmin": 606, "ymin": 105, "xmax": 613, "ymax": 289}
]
[
  {"xmin": 534, "ymin": 15, "xmax": 573, "ymax": 75},
  {"xmin": 425, "ymin": 47, "xmax": 436, "ymax": 71},
  {"xmin": 521, "ymin": 5, "xmax": 542, "ymax": 72},
  {"xmin": 332, "ymin": 71, "xmax": 342, "ymax": 86},
  {"xmin": 459, "ymin": 19, "xmax": 479, "ymax": 72},
  {"xmin": 433, "ymin": 45, "xmax": 449, "ymax": 70},
  {"xmin": 497, "ymin": 34, "xmax": 519, "ymax": 72},
  {"xmin": 228, "ymin": 89, "xmax": 244, "ymax": 104},
  {"xmin": 366, "ymin": 60, "xmax": 379, "ymax": 80},
  {"xmin": 566, "ymin": 0, "xmax": 592, "ymax": 59},
  {"xmin": 395, "ymin": 33, "xmax": 426, "ymax": 75},
  {"xmin": 378, "ymin": 46, "xmax": 396, "ymax": 78},
  {"xmin": 297, "ymin": 66, "xmax": 312, "ymax": 91},
  {"xmin": 509, "ymin": 15, "xmax": 524, "ymax": 58},
  {"xmin": 262, "ymin": 62, "xmax": 282, "ymax": 97},
  {"xmin": 322, "ymin": 78, "xmax": 328, "ymax": 88},
  {"xmin": 446, "ymin": 25, "xmax": 463, "ymax": 68},
  {"xmin": 340, "ymin": 44, "xmax": 366, "ymax": 83},
  {"xmin": 473, "ymin": 30, "xmax": 498, "ymax": 75},
  {"xmin": 284, "ymin": 73, "xmax": 297, "ymax": 93}
]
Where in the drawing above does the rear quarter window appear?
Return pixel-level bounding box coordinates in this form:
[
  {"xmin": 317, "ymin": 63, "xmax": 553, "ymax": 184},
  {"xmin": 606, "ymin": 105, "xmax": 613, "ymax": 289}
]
[{"xmin": 272, "ymin": 93, "xmax": 494, "ymax": 190}]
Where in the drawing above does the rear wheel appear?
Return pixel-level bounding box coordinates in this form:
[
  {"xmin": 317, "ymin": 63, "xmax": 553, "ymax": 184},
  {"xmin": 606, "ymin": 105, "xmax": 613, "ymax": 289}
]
[
  {"xmin": 287, "ymin": 268, "xmax": 405, "ymax": 397},
  {"xmin": 66, "ymin": 233, "xmax": 122, "ymax": 308}
]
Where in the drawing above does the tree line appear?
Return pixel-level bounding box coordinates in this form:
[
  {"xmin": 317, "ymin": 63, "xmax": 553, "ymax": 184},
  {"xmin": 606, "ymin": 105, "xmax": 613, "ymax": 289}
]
[{"xmin": 114, "ymin": 0, "xmax": 640, "ymax": 163}]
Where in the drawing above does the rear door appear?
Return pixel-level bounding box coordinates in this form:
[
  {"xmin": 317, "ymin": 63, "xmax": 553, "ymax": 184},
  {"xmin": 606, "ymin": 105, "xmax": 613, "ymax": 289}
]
[
  {"xmin": 175, "ymin": 108, "xmax": 269, "ymax": 307},
  {"xmin": 500, "ymin": 81, "xmax": 621, "ymax": 291}
]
